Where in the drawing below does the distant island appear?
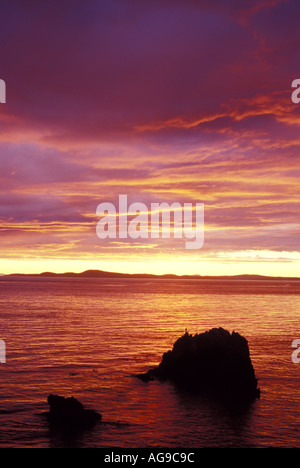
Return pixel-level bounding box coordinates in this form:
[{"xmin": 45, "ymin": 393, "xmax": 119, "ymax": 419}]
[{"xmin": 3, "ymin": 269, "xmax": 300, "ymax": 281}]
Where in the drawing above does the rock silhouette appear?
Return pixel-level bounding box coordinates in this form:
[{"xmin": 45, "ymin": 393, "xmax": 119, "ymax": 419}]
[
  {"xmin": 46, "ymin": 394, "xmax": 102, "ymax": 430},
  {"xmin": 137, "ymin": 327, "xmax": 260, "ymax": 401}
]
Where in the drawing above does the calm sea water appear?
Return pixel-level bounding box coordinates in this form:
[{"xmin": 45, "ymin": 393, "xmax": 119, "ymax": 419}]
[{"xmin": 0, "ymin": 277, "xmax": 299, "ymax": 448}]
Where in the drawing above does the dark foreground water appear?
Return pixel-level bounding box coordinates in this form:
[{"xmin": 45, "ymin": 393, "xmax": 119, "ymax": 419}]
[{"xmin": 0, "ymin": 277, "xmax": 299, "ymax": 448}]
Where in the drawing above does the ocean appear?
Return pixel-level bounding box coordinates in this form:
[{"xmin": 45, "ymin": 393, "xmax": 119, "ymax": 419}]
[{"xmin": 0, "ymin": 277, "xmax": 299, "ymax": 448}]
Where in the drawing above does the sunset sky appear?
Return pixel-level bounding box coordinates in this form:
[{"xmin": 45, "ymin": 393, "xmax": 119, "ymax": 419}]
[{"xmin": 0, "ymin": 0, "xmax": 300, "ymax": 276}]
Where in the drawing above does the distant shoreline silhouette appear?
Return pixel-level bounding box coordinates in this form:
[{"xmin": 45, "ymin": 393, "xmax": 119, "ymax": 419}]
[{"xmin": 3, "ymin": 269, "xmax": 300, "ymax": 281}]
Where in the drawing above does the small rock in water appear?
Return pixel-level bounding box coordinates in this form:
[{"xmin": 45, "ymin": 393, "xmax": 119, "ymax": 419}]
[
  {"xmin": 137, "ymin": 327, "xmax": 260, "ymax": 401},
  {"xmin": 46, "ymin": 394, "xmax": 102, "ymax": 430}
]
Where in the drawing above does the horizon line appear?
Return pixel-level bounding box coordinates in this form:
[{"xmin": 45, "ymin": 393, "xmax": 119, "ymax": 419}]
[{"xmin": 2, "ymin": 269, "xmax": 300, "ymax": 281}]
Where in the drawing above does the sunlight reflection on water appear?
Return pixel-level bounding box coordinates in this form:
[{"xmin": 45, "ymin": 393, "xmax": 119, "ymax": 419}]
[{"xmin": 0, "ymin": 277, "xmax": 299, "ymax": 447}]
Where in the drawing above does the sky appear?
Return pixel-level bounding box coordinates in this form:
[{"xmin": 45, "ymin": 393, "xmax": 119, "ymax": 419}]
[{"xmin": 0, "ymin": 0, "xmax": 300, "ymax": 276}]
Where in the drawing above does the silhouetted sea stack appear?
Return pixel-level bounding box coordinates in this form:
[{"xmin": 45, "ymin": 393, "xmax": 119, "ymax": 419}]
[
  {"xmin": 137, "ymin": 327, "xmax": 260, "ymax": 401},
  {"xmin": 46, "ymin": 394, "xmax": 102, "ymax": 430}
]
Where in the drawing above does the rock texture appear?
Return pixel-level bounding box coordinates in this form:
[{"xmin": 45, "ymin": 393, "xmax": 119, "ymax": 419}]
[
  {"xmin": 137, "ymin": 328, "xmax": 260, "ymax": 401},
  {"xmin": 46, "ymin": 394, "xmax": 102, "ymax": 430}
]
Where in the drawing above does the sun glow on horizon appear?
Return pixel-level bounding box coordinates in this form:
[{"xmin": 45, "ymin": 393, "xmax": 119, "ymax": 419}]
[{"xmin": 1, "ymin": 250, "xmax": 300, "ymax": 278}]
